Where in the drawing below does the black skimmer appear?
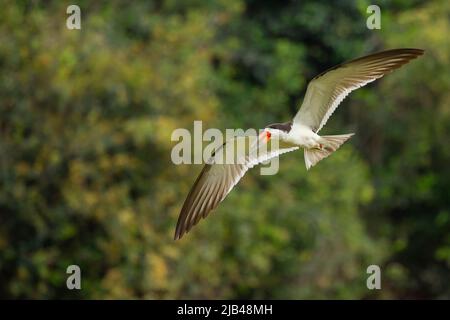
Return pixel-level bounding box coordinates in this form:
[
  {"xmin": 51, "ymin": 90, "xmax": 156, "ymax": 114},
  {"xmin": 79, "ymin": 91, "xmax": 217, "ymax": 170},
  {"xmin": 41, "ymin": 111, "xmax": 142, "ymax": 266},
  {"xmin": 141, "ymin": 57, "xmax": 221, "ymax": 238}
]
[{"xmin": 174, "ymin": 48, "xmax": 424, "ymax": 240}]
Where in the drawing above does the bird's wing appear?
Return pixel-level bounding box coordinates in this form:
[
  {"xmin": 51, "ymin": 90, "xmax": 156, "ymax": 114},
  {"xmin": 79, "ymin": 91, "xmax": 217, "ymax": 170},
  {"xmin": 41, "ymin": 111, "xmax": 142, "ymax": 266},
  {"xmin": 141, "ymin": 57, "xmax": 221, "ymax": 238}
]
[
  {"xmin": 174, "ymin": 135, "xmax": 298, "ymax": 240},
  {"xmin": 293, "ymin": 48, "xmax": 424, "ymax": 132}
]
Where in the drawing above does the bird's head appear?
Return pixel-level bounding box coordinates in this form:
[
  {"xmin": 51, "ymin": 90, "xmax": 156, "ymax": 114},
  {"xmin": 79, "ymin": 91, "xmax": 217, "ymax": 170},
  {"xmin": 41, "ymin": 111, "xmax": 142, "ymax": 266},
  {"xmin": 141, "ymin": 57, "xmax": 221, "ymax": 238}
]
[
  {"xmin": 260, "ymin": 127, "xmax": 282, "ymax": 143},
  {"xmin": 261, "ymin": 122, "xmax": 292, "ymax": 142}
]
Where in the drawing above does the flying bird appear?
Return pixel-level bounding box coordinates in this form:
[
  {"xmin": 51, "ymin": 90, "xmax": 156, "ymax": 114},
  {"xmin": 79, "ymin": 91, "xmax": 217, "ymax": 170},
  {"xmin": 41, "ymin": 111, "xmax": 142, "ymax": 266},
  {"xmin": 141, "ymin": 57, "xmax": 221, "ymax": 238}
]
[{"xmin": 174, "ymin": 48, "xmax": 424, "ymax": 240}]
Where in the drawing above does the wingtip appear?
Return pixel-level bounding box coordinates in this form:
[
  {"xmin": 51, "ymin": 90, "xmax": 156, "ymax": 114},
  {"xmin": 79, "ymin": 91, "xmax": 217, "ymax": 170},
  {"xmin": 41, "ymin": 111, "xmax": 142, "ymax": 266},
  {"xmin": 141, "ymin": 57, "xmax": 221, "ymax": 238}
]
[
  {"xmin": 407, "ymin": 48, "xmax": 425, "ymax": 56},
  {"xmin": 174, "ymin": 226, "xmax": 188, "ymax": 240},
  {"xmin": 388, "ymin": 48, "xmax": 424, "ymax": 53},
  {"xmin": 399, "ymin": 48, "xmax": 425, "ymax": 56},
  {"xmin": 174, "ymin": 230, "xmax": 182, "ymax": 241}
]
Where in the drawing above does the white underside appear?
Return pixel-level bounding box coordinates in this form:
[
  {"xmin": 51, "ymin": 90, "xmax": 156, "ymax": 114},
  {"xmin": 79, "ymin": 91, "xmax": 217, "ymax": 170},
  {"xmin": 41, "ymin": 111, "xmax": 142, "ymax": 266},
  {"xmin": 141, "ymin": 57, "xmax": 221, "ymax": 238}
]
[{"xmin": 285, "ymin": 124, "xmax": 321, "ymax": 149}]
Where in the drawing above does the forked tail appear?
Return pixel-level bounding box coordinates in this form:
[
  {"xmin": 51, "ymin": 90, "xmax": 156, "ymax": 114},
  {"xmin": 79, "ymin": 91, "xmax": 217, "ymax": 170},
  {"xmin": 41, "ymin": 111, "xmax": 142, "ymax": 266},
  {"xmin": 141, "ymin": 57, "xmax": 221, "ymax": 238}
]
[{"xmin": 304, "ymin": 133, "xmax": 354, "ymax": 170}]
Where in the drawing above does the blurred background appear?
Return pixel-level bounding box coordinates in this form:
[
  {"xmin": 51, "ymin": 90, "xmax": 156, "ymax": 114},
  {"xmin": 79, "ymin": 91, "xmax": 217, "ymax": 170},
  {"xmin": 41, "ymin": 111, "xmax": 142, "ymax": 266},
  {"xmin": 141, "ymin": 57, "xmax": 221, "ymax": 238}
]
[{"xmin": 0, "ymin": 0, "xmax": 449, "ymax": 299}]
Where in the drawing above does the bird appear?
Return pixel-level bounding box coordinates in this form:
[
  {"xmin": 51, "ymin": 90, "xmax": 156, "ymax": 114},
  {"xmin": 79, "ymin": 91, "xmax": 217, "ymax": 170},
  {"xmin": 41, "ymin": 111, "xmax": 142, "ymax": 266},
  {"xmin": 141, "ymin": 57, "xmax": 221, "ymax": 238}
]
[{"xmin": 174, "ymin": 48, "xmax": 424, "ymax": 240}]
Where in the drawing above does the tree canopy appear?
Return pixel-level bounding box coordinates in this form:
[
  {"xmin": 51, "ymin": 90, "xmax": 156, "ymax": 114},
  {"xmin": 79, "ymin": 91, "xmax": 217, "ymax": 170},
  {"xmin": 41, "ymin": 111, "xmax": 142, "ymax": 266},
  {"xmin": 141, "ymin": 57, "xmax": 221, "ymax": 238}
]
[{"xmin": 0, "ymin": 0, "xmax": 448, "ymax": 299}]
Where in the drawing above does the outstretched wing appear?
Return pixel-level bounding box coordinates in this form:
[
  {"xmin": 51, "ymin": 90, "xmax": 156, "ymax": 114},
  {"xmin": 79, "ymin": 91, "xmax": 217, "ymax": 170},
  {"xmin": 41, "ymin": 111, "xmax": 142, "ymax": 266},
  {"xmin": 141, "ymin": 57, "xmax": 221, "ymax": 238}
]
[
  {"xmin": 174, "ymin": 135, "xmax": 298, "ymax": 240},
  {"xmin": 294, "ymin": 48, "xmax": 424, "ymax": 132}
]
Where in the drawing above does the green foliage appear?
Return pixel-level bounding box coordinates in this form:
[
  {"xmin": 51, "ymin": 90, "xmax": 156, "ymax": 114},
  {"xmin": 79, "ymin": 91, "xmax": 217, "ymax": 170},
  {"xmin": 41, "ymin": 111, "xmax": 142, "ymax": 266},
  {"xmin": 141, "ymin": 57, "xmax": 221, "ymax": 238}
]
[{"xmin": 0, "ymin": 0, "xmax": 448, "ymax": 299}]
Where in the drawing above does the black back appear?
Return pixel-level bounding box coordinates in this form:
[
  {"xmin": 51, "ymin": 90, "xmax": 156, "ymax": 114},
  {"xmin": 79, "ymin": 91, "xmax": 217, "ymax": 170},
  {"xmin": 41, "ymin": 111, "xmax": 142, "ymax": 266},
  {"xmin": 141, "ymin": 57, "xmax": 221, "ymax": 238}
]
[{"xmin": 266, "ymin": 121, "xmax": 292, "ymax": 133}]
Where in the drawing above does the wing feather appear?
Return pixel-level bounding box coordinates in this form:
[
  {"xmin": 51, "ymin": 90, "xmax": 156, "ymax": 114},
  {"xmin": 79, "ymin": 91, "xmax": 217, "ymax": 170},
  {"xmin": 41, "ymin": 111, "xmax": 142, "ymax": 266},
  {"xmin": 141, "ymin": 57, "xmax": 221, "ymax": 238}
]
[
  {"xmin": 174, "ymin": 135, "xmax": 298, "ymax": 239},
  {"xmin": 294, "ymin": 48, "xmax": 424, "ymax": 132}
]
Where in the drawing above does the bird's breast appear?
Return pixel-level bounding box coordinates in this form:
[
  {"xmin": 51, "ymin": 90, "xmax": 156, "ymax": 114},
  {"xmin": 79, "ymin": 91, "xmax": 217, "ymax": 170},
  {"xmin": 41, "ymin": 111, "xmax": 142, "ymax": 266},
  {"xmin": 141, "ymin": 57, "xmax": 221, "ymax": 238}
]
[{"xmin": 286, "ymin": 125, "xmax": 320, "ymax": 148}]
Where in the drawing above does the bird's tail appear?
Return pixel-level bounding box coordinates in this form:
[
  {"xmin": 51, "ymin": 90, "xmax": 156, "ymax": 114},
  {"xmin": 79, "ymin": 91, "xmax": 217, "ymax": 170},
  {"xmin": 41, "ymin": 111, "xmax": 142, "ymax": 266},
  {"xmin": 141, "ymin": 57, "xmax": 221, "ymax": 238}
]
[{"xmin": 304, "ymin": 133, "xmax": 354, "ymax": 170}]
